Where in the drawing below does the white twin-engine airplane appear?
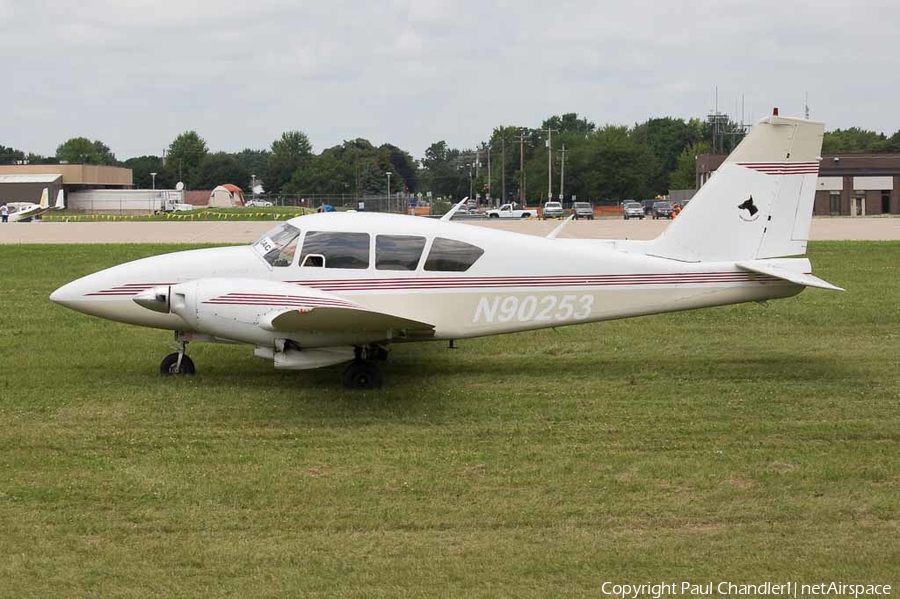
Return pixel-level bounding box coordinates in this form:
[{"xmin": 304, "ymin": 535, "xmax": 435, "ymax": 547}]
[
  {"xmin": 7, "ymin": 187, "xmax": 65, "ymax": 222},
  {"xmin": 51, "ymin": 113, "xmax": 841, "ymax": 388}
]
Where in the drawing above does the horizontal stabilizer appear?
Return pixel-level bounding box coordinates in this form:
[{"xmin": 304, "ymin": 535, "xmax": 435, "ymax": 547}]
[
  {"xmin": 736, "ymin": 260, "xmax": 843, "ymax": 291},
  {"xmin": 261, "ymin": 306, "xmax": 435, "ymax": 336}
]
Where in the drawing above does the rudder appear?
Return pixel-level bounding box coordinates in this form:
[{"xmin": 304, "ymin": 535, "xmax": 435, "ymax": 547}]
[{"xmin": 646, "ymin": 114, "xmax": 824, "ymax": 262}]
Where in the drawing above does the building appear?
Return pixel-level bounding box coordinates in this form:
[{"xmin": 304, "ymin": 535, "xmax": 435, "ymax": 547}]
[
  {"xmin": 0, "ymin": 164, "xmax": 133, "ymax": 204},
  {"xmin": 696, "ymin": 153, "xmax": 900, "ymax": 216}
]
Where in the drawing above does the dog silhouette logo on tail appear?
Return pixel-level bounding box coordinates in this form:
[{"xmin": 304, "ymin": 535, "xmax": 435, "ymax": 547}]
[{"xmin": 738, "ymin": 196, "xmax": 759, "ymax": 221}]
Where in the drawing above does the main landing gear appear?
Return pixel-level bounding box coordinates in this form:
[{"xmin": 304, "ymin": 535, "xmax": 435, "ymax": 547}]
[
  {"xmin": 341, "ymin": 345, "xmax": 387, "ymax": 390},
  {"xmin": 160, "ymin": 337, "xmax": 195, "ymax": 376}
]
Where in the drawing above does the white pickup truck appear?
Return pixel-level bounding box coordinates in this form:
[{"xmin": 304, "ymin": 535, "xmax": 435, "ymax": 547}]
[{"xmin": 486, "ymin": 203, "xmax": 536, "ymax": 219}]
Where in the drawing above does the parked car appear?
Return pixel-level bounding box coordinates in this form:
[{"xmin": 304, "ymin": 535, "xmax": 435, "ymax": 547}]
[
  {"xmin": 245, "ymin": 199, "xmax": 273, "ymax": 207},
  {"xmin": 542, "ymin": 201, "xmax": 564, "ymax": 219},
  {"xmin": 571, "ymin": 201, "xmax": 594, "ymax": 220},
  {"xmin": 652, "ymin": 201, "xmax": 674, "ymax": 219},
  {"xmin": 486, "ymin": 203, "xmax": 535, "ymax": 218},
  {"xmin": 622, "ymin": 201, "xmax": 645, "ymax": 220},
  {"xmin": 642, "ymin": 199, "xmax": 656, "ymax": 216}
]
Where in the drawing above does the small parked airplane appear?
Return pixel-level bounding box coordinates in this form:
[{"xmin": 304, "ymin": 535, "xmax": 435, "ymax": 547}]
[
  {"xmin": 8, "ymin": 188, "xmax": 65, "ymax": 222},
  {"xmin": 51, "ymin": 112, "xmax": 841, "ymax": 388}
]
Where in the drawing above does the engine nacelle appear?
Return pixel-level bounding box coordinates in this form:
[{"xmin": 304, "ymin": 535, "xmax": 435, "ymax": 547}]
[{"xmin": 134, "ymin": 278, "xmax": 390, "ymax": 348}]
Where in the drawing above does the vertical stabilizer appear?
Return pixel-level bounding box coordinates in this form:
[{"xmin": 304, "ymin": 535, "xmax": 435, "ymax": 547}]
[
  {"xmin": 54, "ymin": 190, "xmax": 65, "ymax": 210},
  {"xmin": 646, "ymin": 115, "xmax": 824, "ymax": 262},
  {"xmin": 38, "ymin": 188, "xmax": 50, "ymax": 209}
]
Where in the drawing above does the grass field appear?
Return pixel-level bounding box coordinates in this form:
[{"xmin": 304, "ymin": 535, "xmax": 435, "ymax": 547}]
[{"xmin": 0, "ymin": 242, "xmax": 898, "ymax": 597}]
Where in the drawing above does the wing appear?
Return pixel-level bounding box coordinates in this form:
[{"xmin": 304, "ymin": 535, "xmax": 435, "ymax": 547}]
[{"xmin": 260, "ymin": 306, "xmax": 434, "ymax": 338}]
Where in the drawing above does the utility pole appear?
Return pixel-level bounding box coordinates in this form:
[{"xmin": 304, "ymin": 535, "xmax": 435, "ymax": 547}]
[
  {"xmin": 558, "ymin": 144, "xmax": 568, "ymax": 201},
  {"xmin": 543, "ymin": 127, "xmax": 558, "ymax": 203},
  {"xmin": 501, "ymin": 133, "xmax": 506, "ymax": 207},
  {"xmin": 517, "ymin": 131, "xmax": 527, "ymax": 205},
  {"xmin": 486, "ymin": 143, "xmax": 491, "ymax": 204}
]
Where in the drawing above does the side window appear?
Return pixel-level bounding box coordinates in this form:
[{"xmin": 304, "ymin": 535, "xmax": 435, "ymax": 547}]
[
  {"xmin": 253, "ymin": 223, "xmax": 300, "ymax": 267},
  {"xmin": 376, "ymin": 235, "xmax": 426, "ymax": 271},
  {"xmin": 424, "ymin": 237, "xmax": 484, "ymax": 272},
  {"xmin": 300, "ymin": 231, "xmax": 370, "ymax": 269}
]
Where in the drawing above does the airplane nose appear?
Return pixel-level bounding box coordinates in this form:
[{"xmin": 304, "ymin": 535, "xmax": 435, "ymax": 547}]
[{"xmin": 50, "ymin": 280, "xmax": 81, "ymax": 307}]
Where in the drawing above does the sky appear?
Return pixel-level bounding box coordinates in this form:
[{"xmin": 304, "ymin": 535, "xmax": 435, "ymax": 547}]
[{"xmin": 2, "ymin": 0, "xmax": 898, "ymax": 160}]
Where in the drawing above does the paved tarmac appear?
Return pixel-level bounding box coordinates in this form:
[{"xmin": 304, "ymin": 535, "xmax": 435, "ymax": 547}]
[{"xmin": 1, "ymin": 217, "xmax": 898, "ymax": 244}]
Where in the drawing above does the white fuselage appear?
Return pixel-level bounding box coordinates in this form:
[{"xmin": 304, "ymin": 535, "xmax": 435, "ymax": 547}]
[
  {"xmin": 7, "ymin": 202, "xmax": 49, "ymax": 222},
  {"xmin": 50, "ymin": 212, "xmax": 803, "ymax": 348}
]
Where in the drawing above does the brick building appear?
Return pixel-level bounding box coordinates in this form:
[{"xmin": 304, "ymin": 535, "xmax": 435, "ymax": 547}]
[{"xmin": 696, "ymin": 153, "xmax": 900, "ymax": 216}]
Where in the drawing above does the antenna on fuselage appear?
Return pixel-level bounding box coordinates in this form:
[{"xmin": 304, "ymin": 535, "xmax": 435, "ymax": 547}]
[
  {"xmin": 546, "ymin": 214, "xmax": 574, "ymax": 239},
  {"xmin": 440, "ymin": 197, "xmax": 469, "ymax": 222}
]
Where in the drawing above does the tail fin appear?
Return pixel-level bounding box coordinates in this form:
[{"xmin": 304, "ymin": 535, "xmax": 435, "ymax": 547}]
[
  {"xmin": 38, "ymin": 188, "xmax": 50, "ymax": 210},
  {"xmin": 647, "ymin": 114, "xmax": 824, "ymax": 262},
  {"xmin": 54, "ymin": 190, "xmax": 65, "ymax": 210}
]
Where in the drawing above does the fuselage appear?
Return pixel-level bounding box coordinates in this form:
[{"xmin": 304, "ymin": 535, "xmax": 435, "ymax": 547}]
[
  {"xmin": 50, "ymin": 212, "xmax": 803, "ymax": 346},
  {"xmin": 8, "ymin": 202, "xmax": 49, "ymax": 222}
]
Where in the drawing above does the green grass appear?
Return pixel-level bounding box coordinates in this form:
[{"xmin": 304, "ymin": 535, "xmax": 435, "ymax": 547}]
[{"xmin": 0, "ymin": 242, "xmax": 898, "ymax": 597}]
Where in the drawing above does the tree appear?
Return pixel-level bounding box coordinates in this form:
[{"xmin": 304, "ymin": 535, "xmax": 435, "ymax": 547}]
[
  {"xmin": 233, "ymin": 149, "xmax": 270, "ymax": 189},
  {"xmin": 56, "ymin": 137, "xmax": 117, "ymax": 165},
  {"xmin": 381, "ymin": 143, "xmax": 418, "ymax": 193},
  {"xmin": 822, "ymin": 127, "xmax": 888, "ymax": 153},
  {"xmin": 669, "ymin": 142, "xmax": 710, "ymax": 190},
  {"xmin": 631, "ymin": 117, "xmax": 704, "ymax": 195},
  {"xmin": 419, "ymin": 140, "xmax": 473, "ymax": 198},
  {"xmin": 266, "ymin": 131, "xmax": 313, "ymax": 193},
  {"xmin": 123, "ymin": 155, "xmax": 174, "ymax": 189},
  {"xmin": 571, "ymin": 125, "xmax": 655, "ymax": 201},
  {"xmin": 541, "ymin": 113, "xmax": 596, "ymax": 136},
  {"xmin": 166, "ymin": 131, "xmax": 208, "ymax": 187},
  {"xmin": 193, "ymin": 152, "xmax": 250, "ymax": 190},
  {"xmin": 0, "ymin": 144, "xmax": 25, "ymax": 164}
]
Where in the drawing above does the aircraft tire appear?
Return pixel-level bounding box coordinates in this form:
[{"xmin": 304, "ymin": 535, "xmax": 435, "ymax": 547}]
[
  {"xmin": 342, "ymin": 360, "xmax": 383, "ymax": 390},
  {"xmin": 160, "ymin": 352, "xmax": 196, "ymax": 376}
]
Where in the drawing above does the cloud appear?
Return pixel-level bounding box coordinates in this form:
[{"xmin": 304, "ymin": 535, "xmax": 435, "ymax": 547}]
[{"xmin": 2, "ymin": 0, "xmax": 898, "ymax": 159}]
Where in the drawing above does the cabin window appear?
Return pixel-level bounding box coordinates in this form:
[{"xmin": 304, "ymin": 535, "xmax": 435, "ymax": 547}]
[
  {"xmin": 300, "ymin": 231, "xmax": 370, "ymax": 269},
  {"xmin": 376, "ymin": 235, "xmax": 427, "ymax": 271},
  {"xmin": 424, "ymin": 237, "xmax": 484, "ymax": 272},
  {"xmin": 252, "ymin": 223, "xmax": 300, "ymax": 267}
]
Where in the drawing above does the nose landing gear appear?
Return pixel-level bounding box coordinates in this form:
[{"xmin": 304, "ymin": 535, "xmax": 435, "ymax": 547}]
[{"xmin": 160, "ymin": 337, "xmax": 195, "ymax": 376}]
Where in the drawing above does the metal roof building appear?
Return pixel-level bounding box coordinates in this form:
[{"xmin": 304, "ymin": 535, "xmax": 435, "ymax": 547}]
[{"xmin": 0, "ymin": 164, "xmax": 132, "ymax": 204}]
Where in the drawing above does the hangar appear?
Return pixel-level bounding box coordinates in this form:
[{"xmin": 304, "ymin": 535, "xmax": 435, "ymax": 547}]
[
  {"xmin": 0, "ymin": 164, "xmax": 133, "ymax": 204},
  {"xmin": 696, "ymin": 153, "xmax": 900, "ymax": 216}
]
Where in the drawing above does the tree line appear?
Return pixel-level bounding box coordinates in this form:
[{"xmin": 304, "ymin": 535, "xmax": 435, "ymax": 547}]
[{"xmin": 3, "ymin": 117, "xmax": 900, "ymax": 202}]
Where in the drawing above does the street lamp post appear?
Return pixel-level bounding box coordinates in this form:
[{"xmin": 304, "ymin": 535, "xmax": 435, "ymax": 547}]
[
  {"xmin": 150, "ymin": 172, "xmax": 157, "ymax": 190},
  {"xmin": 385, "ymin": 172, "xmax": 392, "ymax": 212}
]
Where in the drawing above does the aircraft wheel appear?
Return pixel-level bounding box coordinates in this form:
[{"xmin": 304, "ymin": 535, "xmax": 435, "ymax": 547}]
[
  {"xmin": 342, "ymin": 360, "xmax": 383, "ymax": 390},
  {"xmin": 160, "ymin": 352, "xmax": 195, "ymax": 376}
]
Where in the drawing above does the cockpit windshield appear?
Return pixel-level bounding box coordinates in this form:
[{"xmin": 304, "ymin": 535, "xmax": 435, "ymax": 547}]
[{"xmin": 252, "ymin": 223, "xmax": 301, "ymax": 267}]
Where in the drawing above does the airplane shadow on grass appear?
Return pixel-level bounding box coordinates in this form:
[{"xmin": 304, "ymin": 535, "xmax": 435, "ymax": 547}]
[{"xmin": 179, "ymin": 349, "xmax": 861, "ymax": 391}]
